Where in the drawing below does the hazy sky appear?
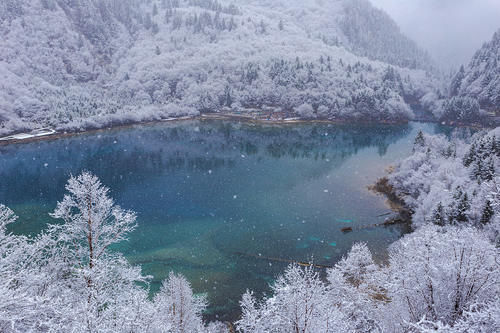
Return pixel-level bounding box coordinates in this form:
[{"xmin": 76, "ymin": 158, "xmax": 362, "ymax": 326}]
[{"xmin": 370, "ymin": 0, "xmax": 500, "ymax": 70}]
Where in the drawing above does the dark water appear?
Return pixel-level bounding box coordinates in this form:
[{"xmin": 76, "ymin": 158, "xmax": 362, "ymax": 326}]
[{"xmin": 0, "ymin": 120, "xmax": 449, "ymax": 321}]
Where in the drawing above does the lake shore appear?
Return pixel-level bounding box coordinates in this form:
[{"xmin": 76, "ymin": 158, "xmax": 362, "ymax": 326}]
[
  {"xmin": 0, "ymin": 113, "xmax": 409, "ymax": 147},
  {"xmin": 368, "ymin": 174, "xmax": 413, "ymax": 226},
  {"xmin": 1, "ymin": 111, "xmax": 492, "ymax": 147}
]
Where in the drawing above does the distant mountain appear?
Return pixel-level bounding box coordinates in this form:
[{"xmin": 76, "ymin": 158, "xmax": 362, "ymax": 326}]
[
  {"xmin": 0, "ymin": 0, "xmax": 439, "ymax": 135},
  {"xmin": 450, "ymin": 29, "xmax": 500, "ymax": 112}
]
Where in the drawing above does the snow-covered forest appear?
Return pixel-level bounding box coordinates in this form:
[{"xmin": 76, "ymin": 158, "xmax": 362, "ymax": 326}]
[
  {"xmin": 0, "ymin": 0, "xmax": 443, "ymax": 135},
  {"xmin": 450, "ymin": 30, "xmax": 500, "ymax": 112}
]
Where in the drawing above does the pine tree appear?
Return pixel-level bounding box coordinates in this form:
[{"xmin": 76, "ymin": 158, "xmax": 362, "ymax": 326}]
[
  {"xmin": 480, "ymin": 200, "xmax": 494, "ymax": 226},
  {"xmin": 432, "ymin": 202, "xmax": 446, "ymax": 226},
  {"xmin": 483, "ymin": 157, "xmax": 495, "ymax": 182},
  {"xmin": 455, "ymin": 192, "xmax": 470, "ymax": 224},
  {"xmin": 492, "ymin": 135, "xmax": 500, "ymax": 156},
  {"xmin": 463, "ymin": 143, "xmax": 476, "ymax": 167},
  {"xmin": 450, "ymin": 65, "xmax": 465, "ymax": 96},
  {"xmin": 472, "ymin": 159, "xmax": 483, "ymax": 182},
  {"xmin": 413, "ymin": 130, "xmax": 425, "ymax": 152}
]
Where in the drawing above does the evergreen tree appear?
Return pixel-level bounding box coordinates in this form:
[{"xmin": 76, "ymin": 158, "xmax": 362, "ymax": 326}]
[
  {"xmin": 450, "ymin": 65, "xmax": 465, "ymax": 96},
  {"xmin": 432, "ymin": 202, "xmax": 446, "ymax": 226},
  {"xmin": 480, "ymin": 200, "xmax": 494, "ymax": 226},
  {"xmin": 413, "ymin": 130, "xmax": 425, "ymax": 152},
  {"xmin": 463, "ymin": 143, "xmax": 476, "ymax": 167},
  {"xmin": 455, "ymin": 192, "xmax": 471, "ymax": 224},
  {"xmin": 483, "ymin": 157, "xmax": 495, "ymax": 182},
  {"xmin": 492, "ymin": 135, "xmax": 500, "ymax": 156},
  {"xmin": 220, "ymin": 85, "xmax": 233, "ymax": 107},
  {"xmin": 472, "ymin": 159, "xmax": 483, "ymax": 182},
  {"xmin": 155, "ymin": 46, "xmax": 161, "ymax": 55}
]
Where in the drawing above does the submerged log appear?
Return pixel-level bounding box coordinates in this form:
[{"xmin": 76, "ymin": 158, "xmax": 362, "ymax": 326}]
[{"xmin": 341, "ymin": 217, "xmax": 408, "ymax": 233}]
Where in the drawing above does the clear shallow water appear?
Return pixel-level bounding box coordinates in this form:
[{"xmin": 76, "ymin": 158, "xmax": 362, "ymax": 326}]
[{"xmin": 0, "ymin": 120, "xmax": 449, "ymax": 321}]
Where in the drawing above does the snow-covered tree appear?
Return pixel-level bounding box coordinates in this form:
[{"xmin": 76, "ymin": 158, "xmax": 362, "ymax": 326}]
[
  {"xmin": 385, "ymin": 225, "xmax": 499, "ymax": 330},
  {"xmin": 1, "ymin": 173, "xmax": 226, "ymax": 332},
  {"xmin": 327, "ymin": 243, "xmax": 385, "ymax": 332},
  {"xmin": 152, "ymin": 272, "xmax": 207, "ymax": 333},
  {"xmin": 237, "ymin": 264, "xmax": 353, "ymax": 333},
  {"xmin": 47, "ymin": 172, "xmax": 152, "ymax": 331}
]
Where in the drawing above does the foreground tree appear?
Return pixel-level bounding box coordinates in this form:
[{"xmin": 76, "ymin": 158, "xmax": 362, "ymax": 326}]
[
  {"xmin": 385, "ymin": 225, "xmax": 499, "ymax": 331},
  {"xmin": 0, "ymin": 205, "xmax": 32, "ymax": 331},
  {"xmin": 237, "ymin": 265, "xmax": 353, "ymax": 333},
  {"xmin": 0, "ymin": 173, "xmax": 228, "ymax": 332},
  {"xmin": 0, "ymin": 205, "xmax": 59, "ymax": 331},
  {"xmin": 152, "ymin": 272, "xmax": 208, "ymax": 333},
  {"xmin": 49, "ymin": 172, "xmax": 153, "ymax": 331},
  {"xmin": 327, "ymin": 243, "xmax": 385, "ymax": 332}
]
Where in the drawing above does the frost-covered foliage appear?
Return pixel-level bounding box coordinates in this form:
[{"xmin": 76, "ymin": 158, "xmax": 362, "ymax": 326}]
[
  {"xmin": 441, "ymin": 96, "xmax": 481, "ymax": 123},
  {"xmin": 238, "ymin": 228, "xmax": 499, "ymax": 333},
  {"xmin": 0, "ymin": 0, "xmax": 439, "ymax": 135},
  {"xmin": 386, "ymin": 225, "xmax": 499, "ymax": 332},
  {"xmin": 0, "ymin": 172, "xmax": 227, "ymax": 333},
  {"xmin": 389, "ymin": 128, "xmax": 500, "ymax": 241},
  {"xmin": 152, "ymin": 272, "xmax": 208, "ymax": 333},
  {"xmin": 450, "ymin": 29, "xmax": 500, "ymax": 112},
  {"xmin": 237, "ymin": 265, "xmax": 354, "ymax": 333}
]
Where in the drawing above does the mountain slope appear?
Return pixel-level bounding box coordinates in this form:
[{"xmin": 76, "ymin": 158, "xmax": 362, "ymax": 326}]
[
  {"xmin": 0, "ymin": 0, "xmax": 439, "ymax": 135},
  {"xmin": 451, "ymin": 29, "xmax": 500, "ymax": 111}
]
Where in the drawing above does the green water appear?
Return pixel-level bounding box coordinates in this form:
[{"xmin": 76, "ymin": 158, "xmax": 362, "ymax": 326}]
[{"xmin": 0, "ymin": 120, "xmax": 450, "ymax": 321}]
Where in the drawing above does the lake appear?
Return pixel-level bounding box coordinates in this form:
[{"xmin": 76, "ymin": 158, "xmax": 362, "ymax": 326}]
[{"xmin": 0, "ymin": 120, "xmax": 450, "ymax": 321}]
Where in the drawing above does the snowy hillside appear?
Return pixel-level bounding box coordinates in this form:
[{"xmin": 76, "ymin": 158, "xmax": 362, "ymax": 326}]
[
  {"xmin": 450, "ymin": 29, "xmax": 500, "ymax": 112},
  {"xmin": 0, "ymin": 0, "xmax": 439, "ymax": 135}
]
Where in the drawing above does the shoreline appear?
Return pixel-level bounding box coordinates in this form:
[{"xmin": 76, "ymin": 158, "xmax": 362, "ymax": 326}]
[
  {"xmin": 368, "ymin": 175, "xmax": 413, "ymax": 227},
  {"xmin": 0, "ymin": 111, "xmax": 493, "ymax": 147},
  {"xmin": 0, "ymin": 113, "xmax": 409, "ymax": 147}
]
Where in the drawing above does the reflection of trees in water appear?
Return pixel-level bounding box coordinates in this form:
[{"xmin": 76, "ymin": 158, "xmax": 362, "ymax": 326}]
[{"xmin": 0, "ymin": 120, "xmax": 409, "ymax": 203}]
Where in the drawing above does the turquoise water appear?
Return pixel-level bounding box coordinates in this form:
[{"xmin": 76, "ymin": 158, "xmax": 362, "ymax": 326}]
[{"xmin": 0, "ymin": 120, "xmax": 449, "ymax": 321}]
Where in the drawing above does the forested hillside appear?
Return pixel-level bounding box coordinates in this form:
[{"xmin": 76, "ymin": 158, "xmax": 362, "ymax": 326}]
[
  {"xmin": 427, "ymin": 29, "xmax": 500, "ymax": 124},
  {"xmin": 0, "ymin": 0, "xmax": 439, "ymax": 135},
  {"xmin": 450, "ymin": 29, "xmax": 500, "ymax": 112},
  {"xmin": 389, "ymin": 128, "xmax": 499, "ymax": 240}
]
